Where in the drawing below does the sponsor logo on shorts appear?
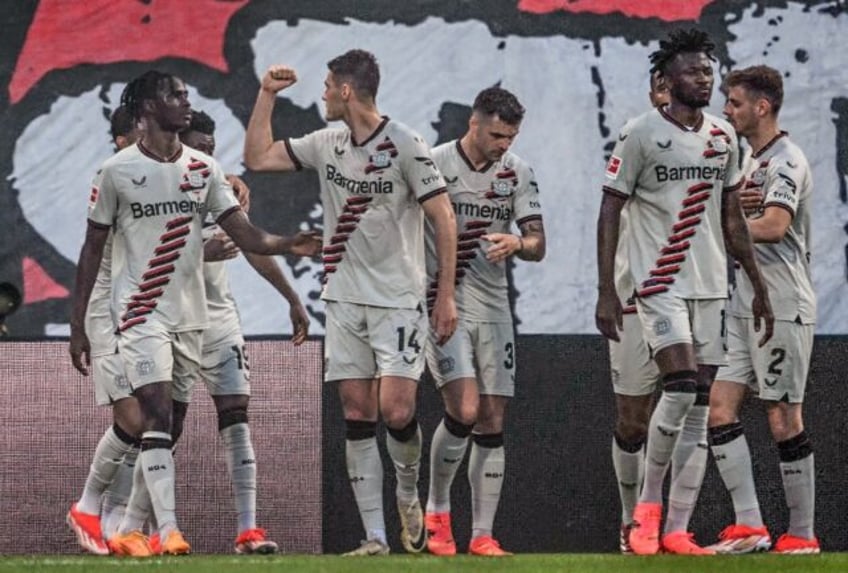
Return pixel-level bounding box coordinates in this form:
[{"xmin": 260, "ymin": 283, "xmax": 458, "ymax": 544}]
[
  {"xmin": 136, "ymin": 359, "xmax": 155, "ymax": 377},
  {"xmin": 654, "ymin": 317, "xmax": 671, "ymax": 336},
  {"xmin": 438, "ymin": 357, "xmax": 455, "ymax": 375}
]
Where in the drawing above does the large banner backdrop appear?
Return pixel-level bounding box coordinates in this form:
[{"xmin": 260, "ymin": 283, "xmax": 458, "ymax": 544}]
[{"xmin": 1, "ymin": 1, "xmax": 847, "ymax": 337}]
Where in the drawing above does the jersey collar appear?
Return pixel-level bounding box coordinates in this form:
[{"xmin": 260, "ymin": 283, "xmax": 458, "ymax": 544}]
[
  {"xmin": 137, "ymin": 141, "xmax": 183, "ymax": 163},
  {"xmin": 658, "ymin": 105, "xmax": 704, "ymax": 133},
  {"xmin": 351, "ymin": 116, "xmax": 390, "ymax": 147},
  {"xmin": 455, "ymin": 139, "xmax": 495, "ymax": 173},
  {"xmin": 752, "ymin": 131, "xmax": 788, "ymax": 159}
]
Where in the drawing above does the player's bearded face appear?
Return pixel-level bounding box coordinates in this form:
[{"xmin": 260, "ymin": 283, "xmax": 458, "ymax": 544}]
[
  {"xmin": 475, "ymin": 115, "xmax": 519, "ymax": 161},
  {"xmin": 668, "ymin": 53, "xmax": 714, "ymax": 109},
  {"xmin": 154, "ymin": 78, "xmax": 192, "ymax": 132}
]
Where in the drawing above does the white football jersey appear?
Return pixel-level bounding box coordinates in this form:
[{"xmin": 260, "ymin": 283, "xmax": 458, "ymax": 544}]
[
  {"xmin": 425, "ymin": 141, "xmax": 542, "ymax": 322},
  {"xmin": 88, "ymin": 142, "xmax": 240, "ymax": 333},
  {"xmin": 287, "ymin": 118, "xmax": 446, "ymax": 310},
  {"xmin": 84, "ymin": 231, "xmax": 124, "ymax": 356},
  {"xmin": 603, "ymin": 107, "xmax": 744, "ymax": 300},
  {"xmin": 201, "ymin": 222, "xmax": 243, "ymax": 350},
  {"xmin": 729, "ymin": 133, "xmax": 815, "ymax": 323}
]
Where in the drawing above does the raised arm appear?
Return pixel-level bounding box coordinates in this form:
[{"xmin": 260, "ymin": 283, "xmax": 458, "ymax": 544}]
[
  {"xmin": 244, "ymin": 66, "xmax": 301, "ymax": 172},
  {"xmin": 595, "ymin": 191, "xmax": 627, "ymax": 341},
  {"xmin": 421, "ymin": 192, "xmax": 458, "ymax": 345},
  {"xmin": 218, "ymin": 209, "xmax": 322, "ymax": 258},
  {"xmin": 243, "ymin": 251, "xmax": 310, "ymax": 345},
  {"xmin": 69, "ymin": 222, "xmax": 110, "ymax": 374},
  {"xmin": 722, "ymin": 189, "xmax": 774, "ymax": 345}
]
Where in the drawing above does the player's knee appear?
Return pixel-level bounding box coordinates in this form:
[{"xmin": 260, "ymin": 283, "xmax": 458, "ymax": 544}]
[
  {"xmin": 615, "ymin": 419, "xmax": 648, "ymax": 445},
  {"xmin": 380, "ymin": 402, "xmax": 415, "ymax": 430},
  {"xmin": 662, "ymin": 370, "xmax": 698, "ymax": 394},
  {"xmin": 443, "ymin": 412, "xmax": 475, "ymax": 437},
  {"xmin": 217, "ymin": 405, "xmax": 249, "ymax": 431},
  {"xmin": 708, "ymin": 404, "xmax": 736, "ymax": 428},
  {"xmin": 446, "ymin": 404, "xmax": 477, "ymax": 427}
]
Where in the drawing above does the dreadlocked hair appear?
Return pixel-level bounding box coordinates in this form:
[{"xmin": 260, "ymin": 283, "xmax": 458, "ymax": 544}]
[
  {"xmin": 649, "ymin": 29, "xmax": 716, "ymax": 75},
  {"xmin": 187, "ymin": 110, "xmax": 215, "ymax": 136},
  {"xmin": 120, "ymin": 70, "xmax": 174, "ymax": 121}
]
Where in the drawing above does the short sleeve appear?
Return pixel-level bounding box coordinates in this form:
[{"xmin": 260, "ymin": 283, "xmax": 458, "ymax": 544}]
[
  {"xmin": 762, "ymin": 156, "xmax": 804, "ymax": 217},
  {"xmin": 285, "ymin": 130, "xmax": 326, "ymax": 171},
  {"xmin": 603, "ymin": 120, "xmax": 641, "ymax": 198},
  {"xmin": 205, "ymin": 159, "xmax": 240, "ymax": 221},
  {"xmin": 88, "ymin": 166, "xmax": 117, "ymax": 228},
  {"xmin": 400, "ymin": 132, "xmax": 446, "ymax": 203},
  {"xmin": 723, "ymin": 130, "xmax": 744, "ymax": 192},
  {"xmin": 513, "ymin": 163, "xmax": 543, "ymax": 226}
]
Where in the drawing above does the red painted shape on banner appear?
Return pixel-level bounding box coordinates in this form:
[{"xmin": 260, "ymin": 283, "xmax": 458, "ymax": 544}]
[
  {"xmin": 518, "ymin": 0, "xmax": 715, "ymax": 21},
  {"xmin": 9, "ymin": 0, "xmax": 248, "ymax": 104},
  {"xmin": 22, "ymin": 257, "xmax": 69, "ymax": 304}
]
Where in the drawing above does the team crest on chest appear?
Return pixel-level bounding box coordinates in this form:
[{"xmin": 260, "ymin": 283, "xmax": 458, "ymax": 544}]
[
  {"xmin": 485, "ymin": 167, "xmax": 518, "ymax": 200},
  {"xmin": 180, "ymin": 157, "xmax": 211, "ymax": 196},
  {"xmin": 703, "ymin": 126, "xmax": 732, "ymax": 159},
  {"xmin": 364, "ymin": 137, "xmax": 398, "ymax": 174}
]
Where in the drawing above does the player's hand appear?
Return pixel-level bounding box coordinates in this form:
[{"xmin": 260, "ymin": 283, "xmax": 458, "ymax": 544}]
[
  {"xmin": 739, "ymin": 189, "xmax": 764, "ymax": 216},
  {"xmin": 751, "ymin": 288, "xmax": 774, "ymax": 347},
  {"xmin": 289, "ymin": 301, "xmax": 310, "ymax": 346},
  {"xmin": 226, "ymin": 174, "xmax": 251, "ymax": 213},
  {"xmin": 262, "ymin": 66, "xmax": 298, "ymax": 93},
  {"xmin": 69, "ymin": 329, "xmax": 91, "ymax": 376},
  {"xmin": 288, "ymin": 230, "xmax": 323, "ymax": 257},
  {"xmin": 595, "ymin": 291, "xmax": 623, "ymax": 342},
  {"xmin": 482, "ymin": 233, "xmax": 522, "ymax": 264},
  {"xmin": 430, "ymin": 295, "xmax": 458, "ymax": 346},
  {"xmin": 204, "ymin": 232, "xmax": 240, "ymax": 262}
]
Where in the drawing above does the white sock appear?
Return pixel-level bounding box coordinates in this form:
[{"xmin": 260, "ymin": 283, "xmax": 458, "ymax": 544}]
[
  {"xmin": 469, "ymin": 435, "xmax": 505, "ymax": 539},
  {"xmin": 665, "ymin": 405, "xmax": 708, "ymax": 533},
  {"xmin": 221, "ymin": 423, "xmax": 257, "ymax": 533},
  {"xmin": 386, "ymin": 422, "xmax": 422, "ymax": 505},
  {"xmin": 116, "ymin": 455, "xmax": 151, "ymax": 535},
  {"xmin": 346, "ymin": 435, "xmax": 386, "ymax": 544},
  {"xmin": 426, "ymin": 418, "xmax": 470, "ymax": 514},
  {"xmin": 612, "ymin": 435, "xmax": 644, "ymax": 525},
  {"xmin": 77, "ymin": 426, "xmax": 135, "ymax": 514},
  {"xmin": 640, "ymin": 389, "xmax": 696, "ymax": 503},
  {"xmin": 101, "ymin": 447, "xmax": 138, "ymax": 539},
  {"xmin": 139, "ymin": 432, "xmax": 177, "ymax": 536},
  {"xmin": 709, "ymin": 422, "xmax": 763, "ymax": 527}
]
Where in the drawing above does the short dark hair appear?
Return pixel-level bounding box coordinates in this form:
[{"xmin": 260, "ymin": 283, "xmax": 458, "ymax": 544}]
[
  {"xmin": 327, "ymin": 49, "xmax": 380, "ymax": 100},
  {"xmin": 723, "ymin": 65, "xmax": 784, "ymax": 115},
  {"xmin": 120, "ymin": 70, "xmax": 177, "ymax": 121},
  {"xmin": 110, "ymin": 105, "xmax": 135, "ymax": 141},
  {"xmin": 187, "ymin": 109, "xmax": 215, "ymax": 136},
  {"xmin": 649, "ymin": 28, "xmax": 716, "ymax": 76},
  {"xmin": 472, "ymin": 87, "xmax": 525, "ymax": 125}
]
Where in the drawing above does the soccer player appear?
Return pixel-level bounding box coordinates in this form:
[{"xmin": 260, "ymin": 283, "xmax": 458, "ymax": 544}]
[
  {"xmin": 707, "ymin": 66, "xmax": 819, "ymax": 555},
  {"xmin": 180, "ymin": 109, "xmax": 310, "ymax": 553},
  {"xmin": 69, "ymin": 70, "xmax": 321, "ymax": 556},
  {"xmin": 422, "ymin": 87, "xmax": 544, "ymax": 557},
  {"xmin": 66, "ymin": 106, "xmax": 145, "ymax": 556},
  {"xmin": 243, "ymin": 50, "xmax": 459, "ymax": 555},
  {"xmin": 607, "ymin": 72, "xmax": 667, "ymax": 555},
  {"xmin": 595, "ymin": 29, "xmax": 774, "ymax": 555}
]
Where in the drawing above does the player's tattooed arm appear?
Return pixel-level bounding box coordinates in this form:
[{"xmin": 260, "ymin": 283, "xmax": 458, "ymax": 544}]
[
  {"xmin": 243, "ymin": 251, "xmax": 310, "ymax": 345},
  {"xmin": 595, "ymin": 191, "xmax": 627, "ymax": 342},
  {"xmin": 722, "ymin": 189, "xmax": 774, "ymax": 345},
  {"xmin": 69, "ymin": 221, "xmax": 110, "ymax": 375},
  {"xmin": 482, "ymin": 219, "xmax": 545, "ymax": 263}
]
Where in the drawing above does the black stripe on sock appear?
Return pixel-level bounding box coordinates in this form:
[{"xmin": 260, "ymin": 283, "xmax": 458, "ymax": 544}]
[
  {"xmin": 473, "ymin": 432, "xmax": 504, "ymax": 448},
  {"xmin": 614, "ymin": 431, "xmax": 645, "ymax": 453},
  {"xmin": 218, "ymin": 406, "xmax": 248, "ymax": 431},
  {"xmin": 444, "ymin": 412, "xmax": 474, "ymax": 438},
  {"xmin": 140, "ymin": 437, "xmax": 172, "ymax": 451},
  {"xmin": 708, "ymin": 422, "xmax": 744, "ymax": 446},
  {"xmin": 345, "ymin": 419, "xmax": 377, "ymax": 441},
  {"xmin": 662, "ymin": 370, "xmax": 697, "ymax": 393},
  {"xmin": 778, "ymin": 431, "xmax": 813, "ymax": 462},
  {"xmin": 387, "ymin": 417, "xmax": 419, "ymax": 443},
  {"xmin": 695, "ymin": 382, "xmax": 711, "ymax": 406}
]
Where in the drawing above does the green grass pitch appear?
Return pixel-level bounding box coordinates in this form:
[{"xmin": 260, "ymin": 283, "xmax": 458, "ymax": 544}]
[{"xmin": 1, "ymin": 554, "xmax": 846, "ymax": 573}]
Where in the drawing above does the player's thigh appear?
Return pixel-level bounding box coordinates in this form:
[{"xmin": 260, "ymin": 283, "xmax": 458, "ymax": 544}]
[
  {"xmin": 368, "ymin": 304, "xmax": 427, "ymax": 381},
  {"xmin": 689, "ymin": 298, "xmax": 727, "ymax": 366},
  {"xmin": 752, "ymin": 320, "xmax": 813, "ymax": 404},
  {"xmin": 609, "ymin": 312, "xmax": 660, "ymax": 397},
  {"xmin": 324, "ymin": 300, "xmax": 376, "ymax": 382},
  {"xmin": 425, "ymin": 321, "xmax": 475, "ymax": 390},
  {"xmin": 171, "ymin": 330, "xmax": 203, "ymax": 403},
  {"xmin": 91, "ymin": 349, "xmax": 133, "ymax": 406},
  {"xmin": 473, "ymin": 321, "xmax": 515, "ymax": 398},
  {"xmin": 201, "ymin": 335, "xmax": 251, "ymax": 398}
]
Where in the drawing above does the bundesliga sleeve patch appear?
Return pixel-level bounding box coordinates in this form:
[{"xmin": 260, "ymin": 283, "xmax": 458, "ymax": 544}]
[
  {"xmin": 88, "ymin": 186, "xmax": 99, "ymax": 209},
  {"xmin": 605, "ymin": 155, "xmax": 623, "ymax": 180}
]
